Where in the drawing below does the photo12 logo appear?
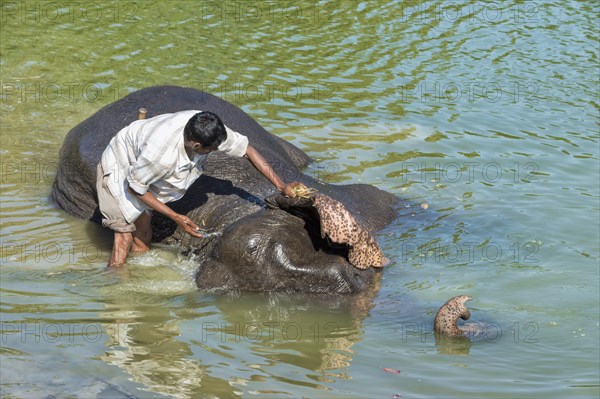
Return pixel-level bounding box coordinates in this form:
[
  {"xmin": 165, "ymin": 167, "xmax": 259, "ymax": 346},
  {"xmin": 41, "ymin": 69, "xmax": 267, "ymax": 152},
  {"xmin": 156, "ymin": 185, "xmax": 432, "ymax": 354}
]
[
  {"xmin": 1, "ymin": 81, "xmax": 138, "ymax": 104},
  {"xmin": 1, "ymin": 241, "xmax": 108, "ymax": 264},
  {"xmin": 399, "ymin": 2, "xmax": 540, "ymax": 24},
  {"xmin": 400, "ymin": 162, "xmax": 541, "ymax": 184},
  {"xmin": 399, "ymin": 321, "xmax": 540, "ymax": 343},
  {"xmin": 1, "ymin": 322, "xmax": 138, "ymax": 344},
  {"xmin": 0, "ymin": 2, "xmax": 139, "ymax": 24},
  {"xmin": 399, "ymin": 240, "xmax": 541, "ymax": 265},
  {"xmin": 399, "ymin": 81, "xmax": 539, "ymax": 104},
  {"xmin": 200, "ymin": 320, "xmax": 339, "ymax": 343},
  {"xmin": 196, "ymin": 81, "xmax": 339, "ymax": 104},
  {"xmin": 199, "ymin": 1, "xmax": 341, "ymax": 24}
]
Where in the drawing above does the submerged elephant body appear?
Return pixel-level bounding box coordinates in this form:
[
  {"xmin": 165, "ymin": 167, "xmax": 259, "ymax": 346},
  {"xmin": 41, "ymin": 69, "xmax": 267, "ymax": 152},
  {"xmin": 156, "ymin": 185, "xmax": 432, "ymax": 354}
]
[{"xmin": 52, "ymin": 86, "xmax": 399, "ymax": 294}]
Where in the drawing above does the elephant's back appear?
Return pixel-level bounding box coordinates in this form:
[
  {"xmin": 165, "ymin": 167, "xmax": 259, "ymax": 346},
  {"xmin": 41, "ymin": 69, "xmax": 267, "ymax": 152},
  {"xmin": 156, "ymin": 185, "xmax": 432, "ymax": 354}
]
[
  {"xmin": 77, "ymin": 86, "xmax": 309, "ymax": 169},
  {"xmin": 51, "ymin": 86, "xmax": 310, "ymax": 219}
]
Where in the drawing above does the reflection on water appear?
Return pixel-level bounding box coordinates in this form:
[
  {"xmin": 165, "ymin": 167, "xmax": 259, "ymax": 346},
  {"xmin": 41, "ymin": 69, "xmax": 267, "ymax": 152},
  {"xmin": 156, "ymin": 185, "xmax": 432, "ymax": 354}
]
[
  {"xmin": 435, "ymin": 335, "xmax": 474, "ymax": 356},
  {"xmin": 0, "ymin": 255, "xmax": 383, "ymax": 397},
  {"xmin": 98, "ymin": 279, "xmax": 380, "ymax": 398},
  {"xmin": 101, "ymin": 307, "xmax": 224, "ymax": 398}
]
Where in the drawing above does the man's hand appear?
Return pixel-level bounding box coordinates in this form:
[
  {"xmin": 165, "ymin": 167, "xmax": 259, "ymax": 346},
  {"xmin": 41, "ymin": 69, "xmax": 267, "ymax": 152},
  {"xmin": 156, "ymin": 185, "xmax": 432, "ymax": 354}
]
[
  {"xmin": 172, "ymin": 214, "xmax": 203, "ymax": 238},
  {"xmin": 129, "ymin": 189, "xmax": 203, "ymax": 238},
  {"xmin": 282, "ymin": 181, "xmax": 302, "ymax": 197}
]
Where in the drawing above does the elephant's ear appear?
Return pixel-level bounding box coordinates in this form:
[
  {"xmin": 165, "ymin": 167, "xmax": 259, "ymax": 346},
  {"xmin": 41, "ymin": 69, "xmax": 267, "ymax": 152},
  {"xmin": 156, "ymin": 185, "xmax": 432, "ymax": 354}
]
[
  {"xmin": 312, "ymin": 194, "xmax": 361, "ymax": 243},
  {"xmin": 348, "ymin": 231, "xmax": 390, "ymax": 269},
  {"xmin": 311, "ymin": 194, "xmax": 388, "ymax": 269}
]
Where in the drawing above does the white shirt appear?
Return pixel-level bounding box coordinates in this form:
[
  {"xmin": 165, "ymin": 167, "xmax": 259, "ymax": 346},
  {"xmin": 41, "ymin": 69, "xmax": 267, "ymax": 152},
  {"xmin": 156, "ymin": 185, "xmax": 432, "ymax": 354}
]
[{"xmin": 100, "ymin": 110, "xmax": 249, "ymax": 223}]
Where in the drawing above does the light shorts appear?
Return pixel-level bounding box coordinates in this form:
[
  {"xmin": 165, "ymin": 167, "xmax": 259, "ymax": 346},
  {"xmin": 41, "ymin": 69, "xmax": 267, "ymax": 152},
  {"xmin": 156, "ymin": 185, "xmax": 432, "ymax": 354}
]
[{"xmin": 96, "ymin": 163, "xmax": 141, "ymax": 233}]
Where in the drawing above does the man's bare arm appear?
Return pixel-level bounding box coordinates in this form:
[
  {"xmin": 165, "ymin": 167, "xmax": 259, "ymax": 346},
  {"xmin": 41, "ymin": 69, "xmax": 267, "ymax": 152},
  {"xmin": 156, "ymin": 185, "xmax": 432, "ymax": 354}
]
[
  {"xmin": 129, "ymin": 188, "xmax": 202, "ymax": 238},
  {"xmin": 244, "ymin": 144, "xmax": 299, "ymax": 196}
]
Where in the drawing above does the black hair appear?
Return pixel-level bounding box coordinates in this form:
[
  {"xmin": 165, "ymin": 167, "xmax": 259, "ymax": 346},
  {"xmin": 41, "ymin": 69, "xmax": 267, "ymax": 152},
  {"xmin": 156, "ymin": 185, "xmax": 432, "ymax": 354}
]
[{"xmin": 183, "ymin": 111, "xmax": 227, "ymax": 148}]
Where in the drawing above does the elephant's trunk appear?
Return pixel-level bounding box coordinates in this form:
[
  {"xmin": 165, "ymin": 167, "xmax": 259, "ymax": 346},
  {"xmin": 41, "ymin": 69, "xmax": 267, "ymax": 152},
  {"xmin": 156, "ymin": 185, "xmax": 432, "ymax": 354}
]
[{"xmin": 434, "ymin": 295, "xmax": 473, "ymax": 337}]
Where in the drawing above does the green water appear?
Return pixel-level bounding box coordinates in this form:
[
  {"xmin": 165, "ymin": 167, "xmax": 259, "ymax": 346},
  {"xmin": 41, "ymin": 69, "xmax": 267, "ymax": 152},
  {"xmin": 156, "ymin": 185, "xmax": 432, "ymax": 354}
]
[{"xmin": 1, "ymin": 1, "xmax": 598, "ymax": 398}]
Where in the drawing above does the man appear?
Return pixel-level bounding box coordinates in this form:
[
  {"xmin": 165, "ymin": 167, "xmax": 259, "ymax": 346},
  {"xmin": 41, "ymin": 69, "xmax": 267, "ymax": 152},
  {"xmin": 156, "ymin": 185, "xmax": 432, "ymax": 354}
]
[{"xmin": 97, "ymin": 110, "xmax": 299, "ymax": 267}]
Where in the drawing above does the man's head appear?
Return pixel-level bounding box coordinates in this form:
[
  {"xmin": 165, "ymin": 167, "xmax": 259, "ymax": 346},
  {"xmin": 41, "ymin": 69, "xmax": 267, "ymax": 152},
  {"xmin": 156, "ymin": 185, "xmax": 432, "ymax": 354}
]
[{"xmin": 184, "ymin": 111, "xmax": 227, "ymax": 154}]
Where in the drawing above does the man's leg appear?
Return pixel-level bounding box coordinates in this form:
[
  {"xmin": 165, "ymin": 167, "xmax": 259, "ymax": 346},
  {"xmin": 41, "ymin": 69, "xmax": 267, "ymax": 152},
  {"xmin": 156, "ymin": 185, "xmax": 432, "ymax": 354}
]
[
  {"xmin": 131, "ymin": 211, "xmax": 152, "ymax": 253},
  {"xmin": 97, "ymin": 163, "xmax": 138, "ymax": 267},
  {"xmin": 109, "ymin": 231, "xmax": 133, "ymax": 267}
]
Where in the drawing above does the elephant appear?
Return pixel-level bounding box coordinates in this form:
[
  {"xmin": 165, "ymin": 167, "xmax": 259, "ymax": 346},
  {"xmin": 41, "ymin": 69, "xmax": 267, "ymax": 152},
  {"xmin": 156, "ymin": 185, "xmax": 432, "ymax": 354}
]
[
  {"xmin": 51, "ymin": 85, "xmax": 400, "ymax": 294},
  {"xmin": 434, "ymin": 295, "xmax": 494, "ymax": 343}
]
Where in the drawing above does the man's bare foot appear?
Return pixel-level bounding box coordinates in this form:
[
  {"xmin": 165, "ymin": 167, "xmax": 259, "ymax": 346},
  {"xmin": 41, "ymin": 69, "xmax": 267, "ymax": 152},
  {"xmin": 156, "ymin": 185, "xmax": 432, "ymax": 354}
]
[
  {"xmin": 108, "ymin": 231, "xmax": 133, "ymax": 267},
  {"xmin": 130, "ymin": 240, "xmax": 151, "ymax": 253}
]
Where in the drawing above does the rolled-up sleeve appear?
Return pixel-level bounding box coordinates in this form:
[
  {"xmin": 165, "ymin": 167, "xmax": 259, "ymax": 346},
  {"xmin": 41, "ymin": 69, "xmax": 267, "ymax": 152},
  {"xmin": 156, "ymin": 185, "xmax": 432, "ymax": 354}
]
[
  {"xmin": 218, "ymin": 126, "xmax": 249, "ymax": 157},
  {"xmin": 126, "ymin": 154, "xmax": 168, "ymax": 195}
]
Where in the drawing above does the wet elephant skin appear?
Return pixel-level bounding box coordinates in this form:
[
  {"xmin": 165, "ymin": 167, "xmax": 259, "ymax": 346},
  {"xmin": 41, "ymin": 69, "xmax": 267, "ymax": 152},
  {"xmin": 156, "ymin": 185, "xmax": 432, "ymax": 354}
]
[{"xmin": 51, "ymin": 85, "xmax": 399, "ymax": 294}]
